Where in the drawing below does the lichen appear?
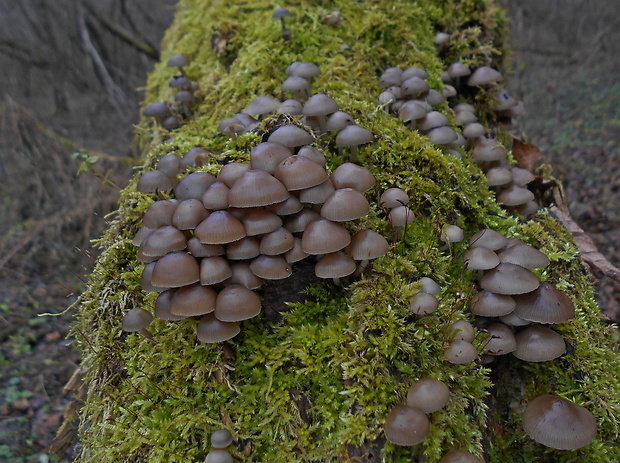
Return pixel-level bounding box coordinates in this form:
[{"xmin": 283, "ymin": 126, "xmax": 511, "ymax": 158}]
[{"xmin": 72, "ymin": 0, "xmax": 620, "ymax": 462}]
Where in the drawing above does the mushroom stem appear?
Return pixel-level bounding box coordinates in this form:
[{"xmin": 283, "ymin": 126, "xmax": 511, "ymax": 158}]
[
  {"xmin": 332, "ymin": 277, "xmax": 341, "ymax": 286},
  {"xmin": 349, "ymin": 145, "xmax": 359, "ymax": 163},
  {"xmin": 139, "ymin": 328, "xmax": 154, "ymax": 339},
  {"xmin": 357, "ymin": 259, "xmax": 369, "ymax": 274}
]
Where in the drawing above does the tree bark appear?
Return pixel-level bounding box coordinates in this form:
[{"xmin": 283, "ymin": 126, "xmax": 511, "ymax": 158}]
[{"xmin": 72, "ymin": 1, "xmax": 620, "ymax": 462}]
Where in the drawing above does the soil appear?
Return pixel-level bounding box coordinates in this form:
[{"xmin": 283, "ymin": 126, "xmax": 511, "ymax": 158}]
[{"xmin": 0, "ymin": 1, "xmax": 618, "ymax": 461}]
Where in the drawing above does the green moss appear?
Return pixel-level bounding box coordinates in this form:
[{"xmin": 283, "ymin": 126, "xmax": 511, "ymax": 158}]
[{"xmin": 72, "ymin": 0, "xmax": 620, "ymax": 461}]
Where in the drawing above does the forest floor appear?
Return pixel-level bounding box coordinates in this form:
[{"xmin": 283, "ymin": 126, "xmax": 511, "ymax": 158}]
[{"xmin": 0, "ymin": 1, "xmax": 618, "ymax": 461}]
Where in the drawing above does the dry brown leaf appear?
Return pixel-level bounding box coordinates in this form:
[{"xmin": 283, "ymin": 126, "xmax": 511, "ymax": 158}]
[
  {"xmin": 550, "ymin": 205, "xmax": 620, "ymax": 283},
  {"xmin": 511, "ymin": 136, "xmax": 542, "ymax": 172}
]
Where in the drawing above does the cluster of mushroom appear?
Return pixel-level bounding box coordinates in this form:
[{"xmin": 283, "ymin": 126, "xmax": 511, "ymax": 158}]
[
  {"xmin": 204, "ymin": 429, "xmax": 234, "ymax": 463},
  {"xmin": 384, "ymin": 377, "xmax": 482, "ymax": 461},
  {"xmin": 219, "ymin": 62, "xmax": 374, "ymax": 163},
  {"xmin": 377, "ymin": 66, "xmax": 463, "ymax": 152},
  {"xmin": 461, "ymin": 228, "xmax": 597, "ymax": 449},
  {"xmin": 130, "ymin": 124, "xmax": 389, "ymax": 343},
  {"xmin": 143, "ymin": 54, "xmax": 200, "ymax": 130}
]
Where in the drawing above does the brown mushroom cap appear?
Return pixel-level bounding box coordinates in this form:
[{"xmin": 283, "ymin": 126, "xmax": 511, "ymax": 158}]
[
  {"xmin": 214, "ymin": 284, "xmax": 261, "ymax": 322},
  {"xmin": 151, "ymin": 252, "xmax": 200, "ymax": 288},
  {"xmin": 388, "ymin": 205, "xmax": 415, "ymax": 227},
  {"xmin": 284, "ymin": 237, "xmax": 309, "ymax": 263},
  {"xmin": 470, "ymin": 290, "xmax": 516, "ymax": 317},
  {"xmin": 195, "ymin": 211, "xmax": 246, "ymax": 244},
  {"xmin": 444, "ymin": 340, "xmax": 478, "ymax": 364},
  {"xmin": 122, "ymin": 307, "xmax": 153, "ymax": 336},
  {"xmin": 384, "ymin": 406, "xmax": 430, "ymax": 446},
  {"xmin": 211, "ymin": 429, "xmax": 234, "ymax": 449},
  {"xmin": 226, "ymin": 237, "xmax": 260, "ymax": 260},
  {"xmin": 202, "ymin": 182, "xmax": 230, "ymax": 211},
  {"xmin": 274, "ymin": 156, "xmax": 328, "ymax": 191},
  {"xmin": 249, "ymin": 255, "xmax": 292, "ymax": 280},
  {"xmin": 143, "ymin": 199, "xmax": 179, "ymax": 229},
  {"xmin": 418, "ymin": 277, "xmax": 442, "ymax": 295},
  {"xmin": 226, "ymin": 262, "xmax": 264, "ymax": 289},
  {"xmin": 217, "ymin": 162, "xmax": 251, "ymax": 188},
  {"xmin": 408, "ymin": 292, "xmax": 439, "ymax": 316},
  {"xmin": 380, "ymin": 188, "xmax": 409, "ymax": 209},
  {"xmin": 173, "ymin": 199, "xmax": 210, "ymax": 230},
  {"xmin": 170, "ymin": 282, "xmax": 217, "ymax": 317},
  {"xmin": 139, "ymin": 226, "xmax": 187, "ymax": 258},
  {"xmin": 469, "ymin": 229, "xmax": 507, "ymax": 251},
  {"xmin": 345, "ymin": 229, "xmax": 389, "ymax": 261},
  {"xmin": 406, "ymin": 378, "xmax": 451, "ymax": 413},
  {"xmin": 204, "ymin": 449, "xmax": 233, "ymax": 463},
  {"xmin": 250, "ymin": 142, "xmax": 293, "ymax": 174},
  {"xmin": 154, "ymin": 289, "xmax": 185, "ymax": 321},
  {"xmin": 245, "ymin": 95, "xmax": 280, "ymax": 116},
  {"xmin": 315, "ymin": 251, "xmax": 356, "ymax": 279},
  {"xmin": 320, "ymin": 188, "xmax": 370, "ymax": 221},
  {"xmin": 196, "ymin": 313, "xmax": 240, "ymax": 344},
  {"xmin": 259, "ymin": 227, "xmax": 295, "ymax": 255},
  {"xmin": 513, "ymin": 282, "xmax": 575, "ymax": 324},
  {"xmin": 335, "ymin": 125, "xmax": 374, "ymax": 148},
  {"xmin": 330, "ymin": 163, "xmax": 376, "ymax": 192},
  {"xmin": 187, "ymin": 238, "xmax": 225, "ymax": 258},
  {"xmin": 522, "ymin": 395, "xmax": 597, "ymax": 450},
  {"xmin": 268, "ymin": 195, "xmax": 304, "ymax": 216},
  {"xmin": 480, "ymin": 263, "xmax": 540, "ymax": 295},
  {"xmin": 514, "ymin": 325, "xmax": 566, "ymax": 362},
  {"xmin": 137, "ymin": 170, "xmax": 177, "ymax": 193},
  {"xmin": 483, "ymin": 322, "xmax": 517, "ymax": 355},
  {"xmin": 228, "ymin": 170, "xmax": 289, "ymax": 208},
  {"xmin": 268, "ymin": 125, "xmax": 313, "ymax": 149},
  {"xmin": 467, "ymin": 66, "xmax": 503, "ymax": 86},
  {"xmin": 301, "ymin": 219, "xmax": 351, "ymax": 254},
  {"xmin": 283, "ymin": 208, "xmax": 321, "ymax": 234},
  {"xmin": 299, "ymin": 178, "xmax": 335, "ymax": 204},
  {"xmin": 449, "ymin": 320, "xmax": 475, "ymax": 342},
  {"xmin": 242, "ymin": 209, "xmax": 283, "ymax": 236},
  {"xmin": 141, "ymin": 262, "xmax": 167, "ymax": 293},
  {"xmin": 200, "ymin": 256, "xmax": 233, "ymax": 286},
  {"xmin": 463, "ymin": 247, "xmax": 499, "ymax": 270},
  {"xmin": 174, "ymin": 172, "xmax": 216, "ymax": 201},
  {"xmin": 498, "ymin": 185, "xmax": 535, "ymax": 207},
  {"xmin": 497, "ymin": 241, "xmax": 550, "ymax": 269}
]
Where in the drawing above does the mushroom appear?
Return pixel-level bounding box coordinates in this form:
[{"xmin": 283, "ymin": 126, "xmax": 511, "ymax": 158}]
[
  {"xmin": 406, "ymin": 378, "xmax": 451, "ymax": 413},
  {"xmin": 384, "ymin": 406, "xmax": 430, "ymax": 446},
  {"xmin": 335, "ymin": 125, "xmax": 374, "ymax": 162},
  {"xmin": 522, "ymin": 395, "xmax": 597, "ymax": 450},
  {"xmin": 211, "ymin": 429, "xmax": 233, "ymax": 449},
  {"xmin": 167, "ymin": 53, "xmax": 189, "ymax": 76},
  {"xmin": 122, "ymin": 307, "xmax": 154, "ymax": 339},
  {"xmin": 272, "ymin": 7, "xmax": 293, "ymax": 40}
]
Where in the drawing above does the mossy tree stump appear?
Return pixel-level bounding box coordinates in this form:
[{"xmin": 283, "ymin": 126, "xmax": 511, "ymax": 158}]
[{"xmin": 73, "ymin": 0, "xmax": 620, "ymax": 461}]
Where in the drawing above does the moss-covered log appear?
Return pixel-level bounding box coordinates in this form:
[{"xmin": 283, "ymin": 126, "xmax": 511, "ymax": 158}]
[{"xmin": 73, "ymin": 0, "xmax": 620, "ymax": 461}]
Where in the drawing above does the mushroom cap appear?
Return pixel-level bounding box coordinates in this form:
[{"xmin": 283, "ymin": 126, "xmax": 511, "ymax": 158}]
[
  {"xmin": 170, "ymin": 282, "xmax": 217, "ymax": 317},
  {"xmin": 151, "ymin": 252, "xmax": 200, "ymax": 288},
  {"xmin": 440, "ymin": 225, "xmax": 464, "ymax": 244},
  {"xmin": 217, "ymin": 162, "xmax": 251, "ymax": 188},
  {"xmin": 511, "ymin": 167, "xmax": 536, "ymax": 186},
  {"xmin": 154, "ymin": 289, "xmax": 185, "ymax": 320},
  {"xmin": 514, "ymin": 325, "xmax": 566, "ymax": 362},
  {"xmin": 380, "ymin": 188, "xmax": 409, "ymax": 209},
  {"xmin": 418, "ymin": 111, "xmax": 450, "ymax": 131},
  {"xmin": 429, "ymin": 126, "xmax": 459, "ymax": 145},
  {"xmin": 226, "ymin": 262, "xmax": 264, "ymax": 289},
  {"xmin": 249, "ymin": 255, "xmax": 292, "ymax": 280},
  {"xmin": 277, "ymin": 99, "xmax": 303, "ymax": 115},
  {"xmin": 143, "ymin": 199, "xmax": 179, "ymax": 229},
  {"xmin": 345, "ymin": 229, "xmax": 389, "ymax": 261},
  {"xmin": 195, "ymin": 211, "xmax": 246, "ymax": 244},
  {"xmin": 179, "ymin": 147, "xmax": 210, "ymax": 171},
  {"xmin": 259, "ymin": 227, "xmax": 295, "ymax": 255},
  {"xmin": 250, "ymin": 142, "xmax": 293, "ymax": 174},
  {"xmin": 214, "ymin": 284, "xmax": 261, "ymax": 322},
  {"xmin": 299, "ymin": 178, "xmax": 335, "ymax": 204},
  {"xmin": 498, "ymin": 310, "xmax": 532, "ymax": 327},
  {"xmin": 448, "ymin": 61, "xmax": 471, "ymax": 78},
  {"xmin": 330, "ymin": 163, "xmax": 376, "ymax": 192},
  {"xmin": 141, "ymin": 262, "xmax": 167, "ymax": 293},
  {"xmin": 486, "ymin": 167, "xmax": 513, "ymax": 186},
  {"xmin": 297, "ymin": 145, "xmax": 327, "ymax": 167},
  {"xmin": 388, "ymin": 205, "xmax": 415, "ymax": 227},
  {"xmin": 284, "ymin": 237, "xmax": 309, "ymax": 263},
  {"xmin": 281, "ymin": 76, "xmax": 310, "ymax": 94},
  {"xmin": 449, "ymin": 320, "xmax": 475, "ymax": 342},
  {"xmin": 522, "ymin": 395, "xmax": 597, "ymax": 450},
  {"xmin": 187, "ymin": 238, "xmax": 225, "ymax": 258},
  {"xmin": 401, "ymin": 76, "xmax": 430, "ymax": 98},
  {"xmin": 408, "ymin": 292, "xmax": 439, "ymax": 315},
  {"xmin": 418, "ymin": 277, "xmax": 441, "ymax": 295},
  {"xmin": 167, "ymin": 54, "xmax": 188, "ymax": 67},
  {"xmin": 315, "ymin": 251, "xmax": 356, "ymax": 279},
  {"xmin": 200, "ymin": 256, "xmax": 233, "ymax": 286},
  {"xmin": 226, "ymin": 237, "xmax": 260, "ymax": 260},
  {"xmin": 480, "ymin": 263, "xmax": 540, "ymax": 295},
  {"xmin": 174, "ymin": 172, "xmax": 217, "ymax": 201},
  {"xmin": 444, "ymin": 340, "xmax": 478, "ymax": 364},
  {"xmin": 286, "ymin": 61, "xmax": 320, "ymax": 79},
  {"xmin": 497, "ymin": 240, "xmax": 550, "ymax": 268},
  {"xmin": 483, "ymin": 322, "xmax": 517, "ymax": 355},
  {"xmin": 173, "ymin": 199, "xmax": 210, "ymax": 229},
  {"xmin": 228, "ymin": 170, "xmax": 289, "ymax": 207},
  {"xmin": 303, "ymin": 93, "xmax": 339, "ymax": 117},
  {"xmin": 196, "ymin": 313, "xmax": 240, "ymax": 344},
  {"xmin": 272, "ymin": 7, "xmax": 292, "ymax": 19},
  {"xmin": 122, "ymin": 307, "xmax": 153, "ymax": 333},
  {"xmin": 463, "ymin": 122, "xmax": 485, "ymax": 139},
  {"xmin": 384, "ymin": 406, "xmax": 430, "ymax": 446},
  {"xmin": 268, "ymin": 125, "xmax": 313, "ymax": 148},
  {"xmin": 463, "ymin": 247, "xmax": 500, "ymax": 270},
  {"xmin": 268, "ymin": 195, "xmax": 304, "ymax": 216},
  {"xmin": 139, "ymin": 226, "xmax": 187, "ymax": 258},
  {"xmin": 467, "ymin": 66, "xmax": 503, "ymax": 86},
  {"xmin": 204, "ymin": 449, "xmax": 233, "ymax": 463},
  {"xmin": 143, "ymin": 101, "xmax": 170, "ymax": 118},
  {"xmin": 274, "ymin": 156, "xmax": 328, "ymax": 191},
  {"xmin": 217, "ymin": 117, "xmax": 244, "ymax": 137},
  {"xmin": 335, "ymin": 125, "xmax": 374, "ymax": 147},
  {"xmin": 470, "ymin": 290, "xmax": 516, "ymax": 317},
  {"xmin": 406, "ymin": 378, "xmax": 451, "ymax": 413},
  {"xmin": 157, "ymin": 155, "xmax": 181, "ymax": 176},
  {"xmin": 469, "ymin": 228, "xmax": 507, "ymax": 251},
  {"xmin": 245, "ymin": 95, "xmax": 280, "ymax": 116},
  {"xmin": 202, "ymin": 182, "xmax": 230, "ymax": 211},
  {"xmin": 320, "ymin": 188, "xmax": 370, "ymax": 221},
  {"xmin": 471, "ymin": 137, "xmax": 507, "ymax": 162},
  {"xmin": 283, "ymin": 208, "xmax": 321, "ymax": 233},
  {"xmin": 402, "ymin": 66, "xmax": 429, "ymax": 80},
  {"xmin": 498, "ymin": 185, "xmax": 535, "ymax": 207},
  {"xmin": 301, "ymin": 219, "xmax": 351, "ymax": 254},
  {"xmin": 398, "ymin": 101, "xmax": 427, "ymax": 124},
  {"xmin": 137, "ymin": 170, "xmax": 177, "ymax": 193},
  {"xmin": 325, "ymin": 111, "xmax": 355, "ymax": 132},
  {"xmin": 513, "ymin": 282, "xmax": 575, "ymax": 324},
  {"xmin": 211, "ymin": 429, "xmax": 234, "ymax": 449},
  {"xmin": 242, "ymin": 209, "xmax": 283, "ymax": 236},
  {"xmin": 440, "ymin": 450, "xmax": 483, "ymax": 463}
]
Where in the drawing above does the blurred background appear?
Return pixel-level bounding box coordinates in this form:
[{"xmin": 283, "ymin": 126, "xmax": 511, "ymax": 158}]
[{"xmin": 0, "ymin": 0, "xmax": 617, "ymax": 461}]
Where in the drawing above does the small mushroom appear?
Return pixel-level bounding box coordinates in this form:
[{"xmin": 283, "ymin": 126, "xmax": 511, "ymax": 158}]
[
  {"xmin": 384, "ymin": 406, "xmax": 430, "ymax": 446},
  {"xmin": 122, "ymin": 307, "xmax": 154, "ymax": 339}
]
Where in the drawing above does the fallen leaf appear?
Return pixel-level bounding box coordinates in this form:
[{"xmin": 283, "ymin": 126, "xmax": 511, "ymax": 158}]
[
  {"xmin": 549, "ymin": 205, "xmax": 620, "ymax": 283},
  {"xmin": 511, "ymin": 136, "xmax": 542, "ymax": 172}
]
